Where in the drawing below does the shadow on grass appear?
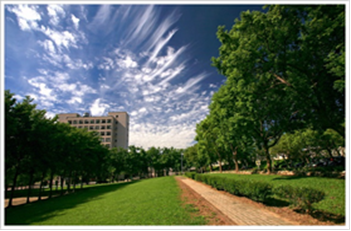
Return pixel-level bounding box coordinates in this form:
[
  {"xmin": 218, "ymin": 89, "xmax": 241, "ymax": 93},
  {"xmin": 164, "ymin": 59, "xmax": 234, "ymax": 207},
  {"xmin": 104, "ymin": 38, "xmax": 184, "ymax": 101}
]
[
  {"xmin": 262, "ymin": 197, "xmax": 345, "ymax": 224},
  {"xmin": 263, "ymin": 197, "xmax": 290, "ymax": 207},
  {"xmin": 293, "ymin": 209, "xmax": 345, "ymax": 224},
  {"xmin": 5, "ymin": 181, "xmax": 136, "ymax": 225}
]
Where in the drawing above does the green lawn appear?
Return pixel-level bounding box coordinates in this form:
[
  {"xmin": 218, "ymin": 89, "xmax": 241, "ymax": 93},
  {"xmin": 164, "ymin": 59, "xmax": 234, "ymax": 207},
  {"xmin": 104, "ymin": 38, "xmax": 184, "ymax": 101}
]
[
  {"xmin": 5, "ymin": 176, "xmax": 206, "ymax": 225},
  {"xmin": 210, "ymin": 173, "xmax": 345, "ymax": 216}
]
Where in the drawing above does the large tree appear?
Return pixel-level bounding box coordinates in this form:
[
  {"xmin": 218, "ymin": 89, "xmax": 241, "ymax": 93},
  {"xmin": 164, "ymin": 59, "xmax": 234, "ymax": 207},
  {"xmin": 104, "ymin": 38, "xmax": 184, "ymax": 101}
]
[{"xmin": 211, "ymin": 5, "xmax": 345, "ymax": 173}]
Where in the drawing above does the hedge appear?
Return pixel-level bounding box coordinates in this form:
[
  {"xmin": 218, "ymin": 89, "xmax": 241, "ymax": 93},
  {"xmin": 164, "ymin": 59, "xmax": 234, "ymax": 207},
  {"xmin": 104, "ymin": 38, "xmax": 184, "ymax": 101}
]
[{"xmin": 184, "ymin": 173, "xmax": 325, "ymax": 211}]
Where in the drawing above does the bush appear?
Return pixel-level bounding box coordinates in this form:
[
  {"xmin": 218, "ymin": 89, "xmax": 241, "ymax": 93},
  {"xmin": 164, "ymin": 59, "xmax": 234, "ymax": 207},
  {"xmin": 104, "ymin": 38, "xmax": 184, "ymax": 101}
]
[
  {"xmin": 194, "ymin": 174, "xmax": 272, "ymax": 202},
  {"xmin": 273, "ymin": 185, "xmax": 325, "ymax": 213},
  {"xmin": 240, "ymin": 180, "xmax": 273, "ymax": 202},
  {"xmin": 184, "ymin": 172, "xmax": 197, "ymax": 180}
]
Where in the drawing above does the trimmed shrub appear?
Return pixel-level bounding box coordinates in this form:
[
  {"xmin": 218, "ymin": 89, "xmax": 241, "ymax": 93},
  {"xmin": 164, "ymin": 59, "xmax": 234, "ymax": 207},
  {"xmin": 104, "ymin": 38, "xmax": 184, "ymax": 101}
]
[
  {"xmin": 239, "ymin": 180, "xmax": 273, "ymax": 202},
  {"xmin": 273, "ymin": 185, "xmax": 325, "ymax": 213},
  {"xmin": 194, "ymin": 174, "xmax": 272, "ymax": 202},
  {"xmin": 184, "ymin": 172, "xmax": 197, "ymax": 180}
]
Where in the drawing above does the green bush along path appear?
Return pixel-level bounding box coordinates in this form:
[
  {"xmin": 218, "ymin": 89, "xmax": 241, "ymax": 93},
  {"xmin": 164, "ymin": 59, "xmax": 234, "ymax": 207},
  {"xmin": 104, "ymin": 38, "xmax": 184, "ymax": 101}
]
[
  {"xmin": 5, "ymin": 177, "xmax": 206, "ymax": 225},
  {"xmin": 210, "ymin": 174, "xmax": 345, "ymax": 216}
]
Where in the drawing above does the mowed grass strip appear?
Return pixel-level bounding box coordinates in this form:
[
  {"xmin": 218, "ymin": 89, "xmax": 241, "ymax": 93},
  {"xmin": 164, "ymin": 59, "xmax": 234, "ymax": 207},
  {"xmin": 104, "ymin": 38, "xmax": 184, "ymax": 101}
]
[
  {"xmin": 210, "ymin": 173, "xmax": 345, "ymax": 216},
  {"xmin": 5, "ymin": 176, "xmax": 206, "ymax": 225}
]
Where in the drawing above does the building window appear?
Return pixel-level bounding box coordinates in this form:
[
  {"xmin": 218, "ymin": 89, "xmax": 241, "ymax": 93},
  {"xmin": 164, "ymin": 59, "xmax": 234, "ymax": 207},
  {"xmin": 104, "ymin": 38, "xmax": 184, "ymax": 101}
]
[
  {"xmin": 84, "ymin": 120, "xmax": 89, "ymax": 124},
  {"xmin": 107, "ymin": 125, "xmax": 111, "ymax": 129},
  {"xmin": 90, "ymin": 120, "xmax": 94, "ymax": 124},
  {"xmin": 107, "ymin": 119, "xmax": 111, "ymax": 123},
  {"xmin": 100, "ymin": 132, "xmax": 105, "ymax": 136},
  {"xmin": 73, "ymin": 120, "xmax": 77, "ymax": 124},
  {"xmin": 78, "ymin": 126, "xmax": 82, "ymax": 128},
  {"xmin": 107, "ymin": 132, "xmax": 111, "ymax": 136},
  {"xmin": 89, "ymin": 126, "xmax": 93, "ymax": 130},
  {"xmin": 102, "ymin": 119, "xmax": 106, "ymax": 123},
  {"xmin": 95, "ymin": 126, "xmax": 99, "ymax": 129},
  {"xmin": 105, "ymin": 144, "xmax": 110, "ymax": 148},
  {"xmin": 79, "ymin": 120, "xmax": 83, "ymax": 124},
  {"xmin": 100, "ymin": 138, "xmax": 104, "ymax": 142},
  {"xmin": 115, "ymin": 140, "xmax": 117, "ymax": 143},
  {"xmin": 106, "ymin": 138, "xmax": 111, "ymax": 142},
  {"xmin": 68, "ymin": 120, "xmax": 72, "ymax": 124},
  {"xmin": 96, "ymin": 119, "xmax": 100, "ymax": 124},
  {"xmin": 84, "ymin": 126, "xmax": 88, "ymax": 129},
  {"xmin": 115, "ymin": 115, "xmax": 118, "ymax": 118},
  {"xmin": 101, "ymin": 126, "xmax": 105, "ymax": 129}
]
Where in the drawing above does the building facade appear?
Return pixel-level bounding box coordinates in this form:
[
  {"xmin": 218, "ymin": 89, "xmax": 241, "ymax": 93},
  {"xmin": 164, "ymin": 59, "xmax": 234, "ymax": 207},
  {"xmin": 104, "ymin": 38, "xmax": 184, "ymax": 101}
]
[{"xmin": 58, "ymin": 112, "xmax": 129, "ymax": 149}]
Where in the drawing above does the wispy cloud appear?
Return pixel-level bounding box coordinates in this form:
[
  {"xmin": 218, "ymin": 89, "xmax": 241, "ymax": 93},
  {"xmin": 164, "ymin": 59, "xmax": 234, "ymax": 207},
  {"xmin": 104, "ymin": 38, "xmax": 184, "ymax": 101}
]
[
  {"xmin": 6, "ymin": 4, "xmax": 219, "ymax": 149},
  {"xmin": 6, "ymin": 4, "xmax": 41, "ymax": 31},
  {"xmin": 71, "ymin": 14, "xmax": 80, "ymax": 29},
  {"xmin": 47, "ymin": 5, "xmax": 66, "ymax": 26}
]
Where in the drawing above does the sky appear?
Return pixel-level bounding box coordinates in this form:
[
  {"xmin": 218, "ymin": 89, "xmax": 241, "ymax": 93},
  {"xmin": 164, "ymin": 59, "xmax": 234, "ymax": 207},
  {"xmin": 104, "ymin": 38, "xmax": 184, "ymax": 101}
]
[{"xmin": 3, "ymin": 3, "xmax": 266, "ymax": 149}]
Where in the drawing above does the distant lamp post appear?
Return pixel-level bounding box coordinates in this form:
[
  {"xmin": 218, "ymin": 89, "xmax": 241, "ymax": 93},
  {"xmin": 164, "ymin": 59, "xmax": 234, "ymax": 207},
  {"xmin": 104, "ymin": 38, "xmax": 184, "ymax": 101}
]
[{"xmin": 181, "ymin": 153, "xmax": 184, "ymax": 175}]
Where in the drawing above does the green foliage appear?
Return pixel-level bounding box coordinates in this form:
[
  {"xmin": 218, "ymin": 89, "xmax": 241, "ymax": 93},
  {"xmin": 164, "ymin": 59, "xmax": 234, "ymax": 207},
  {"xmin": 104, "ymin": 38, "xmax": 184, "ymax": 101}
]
[
  {"xmin": 194, "ymin": 174, "xmax": 272, "ymax": 202},
  {"xmin": 192, "ymin": 5, "xmax": 345, "ymax": 176},
  {"xmin": 273, "ymin": 185, "xmax": 325, "ymax": 213},
  {"xmin": 184, "ymin": 172, "xmax": 197, "ymax": 180}
]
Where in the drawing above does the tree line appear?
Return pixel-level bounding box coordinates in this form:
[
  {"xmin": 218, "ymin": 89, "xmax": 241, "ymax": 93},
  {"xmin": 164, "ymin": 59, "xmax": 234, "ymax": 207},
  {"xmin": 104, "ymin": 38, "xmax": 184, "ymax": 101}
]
[
  {"xmin": 185, "ymin": 5, "xmax": 345, "ymax": 173},
  {"xmin": 5, "ymin": 90, "xmax": 186, "ymax": 207}
]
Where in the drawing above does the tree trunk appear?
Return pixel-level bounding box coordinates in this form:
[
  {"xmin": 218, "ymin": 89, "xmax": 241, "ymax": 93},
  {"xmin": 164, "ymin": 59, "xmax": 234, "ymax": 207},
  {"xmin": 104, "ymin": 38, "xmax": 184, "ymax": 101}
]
[
  {"xmin": 209, "ymin": 164, "xmax": 213, "ymax": 172},
  {"xmin": 67, "ymin": 171, "xmax": 72, "ymax": 193},
  {"xmin": 26, "ymin": 170, "xmax": 34, "ymax": 204},
  {"xmin": 49, "ymin": 171, "xmax": 54, "ymax": 199},
  {"xmin": 233, "ymin": 155, "xmax": 239, "ymax": 173},
  {"xmin": 60, "ymin": 176, "xmax": 65, "ymax": 196},
  {"xmin": 8, "ymin": 167, "xmax": 20, "ymax": 207},
  {"xmin": 326, "ymin": 148, "xmax": 334, "ymax": 158},
  {"xmin": 80, "ymin": 175, "xmax": 84, "ymax": 189},
  {"xmin": 230, "ymin": 145, "xmax": 239, "ymax": 173},
  {"xmin": 264, "ymin": 146, "xmax": 272, "ymax": 174},
  {"xmin": 217, "ymin": 156, "xmax": 223, "ymax": 173},
  {"xmin": 73, "ymin": 172, "xmax": 77, "ymax": 193},
  {"xmin": 38, "ymin": 170, "xmax": 46, "ymax": 201}
]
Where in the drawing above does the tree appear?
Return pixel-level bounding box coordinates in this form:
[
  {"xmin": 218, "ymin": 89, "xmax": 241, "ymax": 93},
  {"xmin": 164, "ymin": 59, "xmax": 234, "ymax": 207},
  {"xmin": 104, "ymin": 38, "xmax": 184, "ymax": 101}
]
[
  {"xmin": 211, "ymin": 5, "xmax": 344, "ymax": 172},
  {"xmin": 5, "ymin": 92, "xmax": 38, "ymax": 207},
  {"xmin": 195, "ymin": 116, "xmax": 225, "ymax": 172}
]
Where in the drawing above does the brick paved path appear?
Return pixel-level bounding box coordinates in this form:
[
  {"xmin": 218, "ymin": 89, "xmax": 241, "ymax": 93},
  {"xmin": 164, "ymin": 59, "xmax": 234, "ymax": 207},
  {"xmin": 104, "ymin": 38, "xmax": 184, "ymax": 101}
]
[{"xmin": 179, "ymin": 177, "xmax": 296, "ymax": 226}]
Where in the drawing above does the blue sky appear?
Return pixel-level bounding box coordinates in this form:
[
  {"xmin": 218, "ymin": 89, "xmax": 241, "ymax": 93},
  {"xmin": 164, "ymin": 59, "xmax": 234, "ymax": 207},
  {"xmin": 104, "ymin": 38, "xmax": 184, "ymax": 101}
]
[{"xmin": 4, "ymin": 4, "xmax": 265, "ymax": 149}]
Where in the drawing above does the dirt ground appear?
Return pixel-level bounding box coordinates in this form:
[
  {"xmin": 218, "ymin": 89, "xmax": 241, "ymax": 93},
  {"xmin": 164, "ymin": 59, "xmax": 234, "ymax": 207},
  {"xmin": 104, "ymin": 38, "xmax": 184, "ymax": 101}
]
[
  {"xmin": 175, "ymin": 177, "xmax": 236, "ymax": 225},
  {"xmin": 176, "ymin": 177, "xmax": 344, "ymax": 226}
]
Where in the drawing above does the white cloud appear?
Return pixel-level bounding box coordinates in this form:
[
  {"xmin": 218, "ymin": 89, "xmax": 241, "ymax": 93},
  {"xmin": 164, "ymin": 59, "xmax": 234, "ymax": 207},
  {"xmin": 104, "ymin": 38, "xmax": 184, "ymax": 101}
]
[
  {"xmin": 68, "ymin": 96, "xmax": 82, "ymax": 104},
  {"xmin": 129, "ymin": 123, "xmax": 196, "ymax": 149},
  {"xmin": 116, "ymin": 56, "xmax": 138, "ymax": 69},
  {"xmin": 47, "ymin": 5, "xmax": 66, "ymax": 26},
  {"xmin": 90, "ymin": 98, "xmax": 110, "ymax": 116},
  {"xmin": 175, "ymin": 72, "xmax": 208, "ymax": 94},
  {"xmin": 71, "ymin": 14, "xmax": 80, "ymax": 29},
  {"xmin": 89, "ymin": 5, "xmax": 112, "ymax": 31},
  {"xmin": 38, "ymin": 39, "xmax": 56, "ymax": 53},
  {"xmin": 7, "ymin": 4, "xmax": 41, "ymax": 31},
  {"xmin": 40, "ymin": 26, "xmax": 77, "ymax": 51}
]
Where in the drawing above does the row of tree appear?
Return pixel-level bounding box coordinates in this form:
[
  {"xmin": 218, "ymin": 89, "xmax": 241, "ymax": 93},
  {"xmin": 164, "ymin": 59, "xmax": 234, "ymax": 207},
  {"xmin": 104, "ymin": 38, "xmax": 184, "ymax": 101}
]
[
  {"xmin": 5, "ymin": 90, "xmax": 186, "ymax": 207},
  {"xmin": 186, "ymin": 5, "xmax": 345, "ymax": 173}
]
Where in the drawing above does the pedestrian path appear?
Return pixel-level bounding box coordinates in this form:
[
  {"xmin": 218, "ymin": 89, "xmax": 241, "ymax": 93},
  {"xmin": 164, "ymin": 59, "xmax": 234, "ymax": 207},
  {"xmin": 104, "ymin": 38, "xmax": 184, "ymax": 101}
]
[{"xmin": 179, "ymin": 177, "xmax": 296, "ymax": 226}]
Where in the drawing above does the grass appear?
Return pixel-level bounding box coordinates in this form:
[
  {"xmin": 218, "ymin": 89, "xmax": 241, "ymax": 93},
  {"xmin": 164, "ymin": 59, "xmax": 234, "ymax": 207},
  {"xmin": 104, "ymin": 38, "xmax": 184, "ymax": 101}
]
[
  {"xmin": 210, "ymin": 173, "xmax": 345, "ymax": 217},
  {"xmin": 5, "ymin": 176, "xmax": 206, "ymax": 225}
]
